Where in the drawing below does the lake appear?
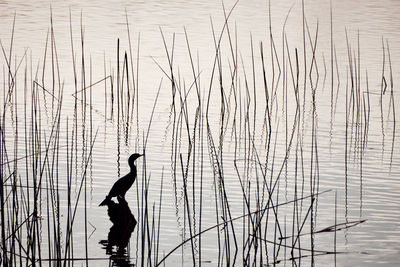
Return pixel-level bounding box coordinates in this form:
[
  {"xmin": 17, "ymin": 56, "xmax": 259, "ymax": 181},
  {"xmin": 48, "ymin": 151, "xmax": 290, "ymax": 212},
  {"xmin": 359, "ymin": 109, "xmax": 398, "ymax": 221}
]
[{"xmin": 0, "ymin": 0, "xmax": 399, "ymax": 266}]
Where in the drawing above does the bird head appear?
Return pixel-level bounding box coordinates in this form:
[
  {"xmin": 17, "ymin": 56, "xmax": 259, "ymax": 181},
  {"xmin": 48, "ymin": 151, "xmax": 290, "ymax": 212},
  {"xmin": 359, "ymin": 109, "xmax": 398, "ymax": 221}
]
[{"xmin": 128, "ymin": 153, "xmax": 143, "ymax": 168}]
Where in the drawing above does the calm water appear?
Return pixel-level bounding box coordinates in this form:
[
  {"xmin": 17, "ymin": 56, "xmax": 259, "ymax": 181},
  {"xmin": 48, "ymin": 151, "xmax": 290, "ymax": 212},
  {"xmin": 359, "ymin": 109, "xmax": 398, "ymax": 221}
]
[{"xmin": 1, "ymin": 0, "xmax": 399, "ymax": 266}]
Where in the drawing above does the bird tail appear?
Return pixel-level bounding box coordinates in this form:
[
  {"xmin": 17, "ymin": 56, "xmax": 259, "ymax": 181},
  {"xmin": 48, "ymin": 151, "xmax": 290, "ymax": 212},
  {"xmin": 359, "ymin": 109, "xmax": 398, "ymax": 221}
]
[{"xmin": 99, "ymin": 195, "xmax": 111, "ymax": 206}]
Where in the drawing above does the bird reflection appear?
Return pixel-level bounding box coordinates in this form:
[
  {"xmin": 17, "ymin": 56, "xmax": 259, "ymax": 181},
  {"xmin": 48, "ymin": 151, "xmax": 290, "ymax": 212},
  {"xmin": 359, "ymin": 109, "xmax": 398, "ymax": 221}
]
[{"xmin": 99, "ymin": 196, "xmax": 137, "ymax": 267}]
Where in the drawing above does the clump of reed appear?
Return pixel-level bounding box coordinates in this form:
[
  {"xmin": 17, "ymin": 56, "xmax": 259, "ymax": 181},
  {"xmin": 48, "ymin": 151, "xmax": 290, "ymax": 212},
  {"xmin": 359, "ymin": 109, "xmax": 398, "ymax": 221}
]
[
  {"xmin": 150, "ymin": 1, "xmax": 390, "ymax": 266},
  {"xmin": 0, "ymin": 11, "xmax": 102, "ymax": 266}
]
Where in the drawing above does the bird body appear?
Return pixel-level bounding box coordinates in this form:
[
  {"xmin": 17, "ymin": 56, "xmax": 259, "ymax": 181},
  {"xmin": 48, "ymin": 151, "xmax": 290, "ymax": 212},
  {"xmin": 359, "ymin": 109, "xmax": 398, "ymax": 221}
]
[{"xmin": 99, "ymin": 153, "xmax": 142, "ymax": 206}]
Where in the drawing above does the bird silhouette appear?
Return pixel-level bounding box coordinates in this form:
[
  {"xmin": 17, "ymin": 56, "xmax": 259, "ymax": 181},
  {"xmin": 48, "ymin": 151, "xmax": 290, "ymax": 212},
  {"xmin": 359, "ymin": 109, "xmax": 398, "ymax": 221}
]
[{"xmin": 99, "ymin": 153, "xmax": 143, "ymax": 206}]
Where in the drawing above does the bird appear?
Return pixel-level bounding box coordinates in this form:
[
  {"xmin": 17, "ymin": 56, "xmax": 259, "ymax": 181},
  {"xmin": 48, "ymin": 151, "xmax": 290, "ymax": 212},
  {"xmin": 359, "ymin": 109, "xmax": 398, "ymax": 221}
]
[{"xmin": 99, "ymin": 153, "xmax": 143, "ymax": 206}]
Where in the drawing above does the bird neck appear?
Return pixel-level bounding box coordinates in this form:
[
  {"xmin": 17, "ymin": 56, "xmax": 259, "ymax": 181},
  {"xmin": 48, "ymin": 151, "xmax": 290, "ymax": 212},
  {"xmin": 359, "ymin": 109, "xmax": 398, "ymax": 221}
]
[{"xmin": 129, "ymin": 165, "xmax": 137, "ymax": 173}]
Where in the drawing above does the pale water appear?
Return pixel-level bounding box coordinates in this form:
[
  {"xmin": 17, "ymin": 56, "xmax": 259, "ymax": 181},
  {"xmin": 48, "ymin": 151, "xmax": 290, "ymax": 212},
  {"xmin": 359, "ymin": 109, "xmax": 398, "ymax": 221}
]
[{"xmin": 1, "ymin": 0, "xmax": 399, "ymax": 266}]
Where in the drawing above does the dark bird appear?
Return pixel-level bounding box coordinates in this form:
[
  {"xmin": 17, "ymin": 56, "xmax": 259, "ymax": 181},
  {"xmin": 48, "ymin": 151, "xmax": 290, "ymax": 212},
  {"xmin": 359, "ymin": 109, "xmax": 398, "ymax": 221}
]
[{"xmin": 99, "ymin": 153, "xmax": 143, "ymax": 206}]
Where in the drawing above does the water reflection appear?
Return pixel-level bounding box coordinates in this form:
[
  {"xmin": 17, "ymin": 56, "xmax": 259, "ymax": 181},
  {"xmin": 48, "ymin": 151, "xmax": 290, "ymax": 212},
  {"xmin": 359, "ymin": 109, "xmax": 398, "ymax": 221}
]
[{"xmin": 99, "ymin": 197, "xmax": 137, "ymax": 267}]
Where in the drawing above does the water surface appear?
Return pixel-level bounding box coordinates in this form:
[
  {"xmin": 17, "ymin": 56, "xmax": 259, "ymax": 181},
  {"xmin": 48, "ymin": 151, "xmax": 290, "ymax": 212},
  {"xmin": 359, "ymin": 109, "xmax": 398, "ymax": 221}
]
[{"xmin": 1, "ymin": 0, "xmax": 399, "ymax": 266}]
